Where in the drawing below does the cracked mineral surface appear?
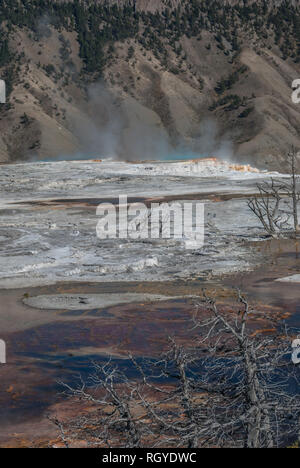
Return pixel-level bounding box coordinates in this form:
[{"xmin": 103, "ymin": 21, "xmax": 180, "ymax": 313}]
[{"xmin": 0, "ymin": 158, "xmax": 289, "ymax": 289}]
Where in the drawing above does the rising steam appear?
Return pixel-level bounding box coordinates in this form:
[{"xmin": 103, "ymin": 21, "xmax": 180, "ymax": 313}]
[{"xmin": 69, "ymin": 83, "xmax": 234, "ymax": 162}]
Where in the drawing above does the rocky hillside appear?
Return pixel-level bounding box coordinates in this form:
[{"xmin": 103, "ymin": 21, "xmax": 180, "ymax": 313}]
[{"xmin": 0, "ymin": 0, "xmax": 300, "ymax": 169}]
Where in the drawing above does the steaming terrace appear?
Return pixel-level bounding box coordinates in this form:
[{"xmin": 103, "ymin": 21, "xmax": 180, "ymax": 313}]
[{"xmin": 0, "ymin": 157, "xmax": 289, "ymax": 289}]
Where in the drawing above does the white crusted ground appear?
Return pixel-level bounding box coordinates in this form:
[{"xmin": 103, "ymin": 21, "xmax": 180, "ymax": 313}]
[
  {"xmin": 0, "ymin": 158, "xmax": 293, "ymax": 289},
  {"xmin": 276, "ymin": 275, "xmax": 300, "ymax": 283},
  {"xmin": 23, "ymin": 293, "xmax": 188, "ymax": 310}
]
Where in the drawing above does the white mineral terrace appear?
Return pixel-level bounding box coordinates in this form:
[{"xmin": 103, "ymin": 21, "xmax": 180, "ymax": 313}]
[{"xmin": 0, "ymin": 158, "xmax": 294, "ymax": 289}]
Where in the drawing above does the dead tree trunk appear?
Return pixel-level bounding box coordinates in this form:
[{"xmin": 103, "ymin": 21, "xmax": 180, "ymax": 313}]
[
  {"xmin": 248, "ymin": 148, "xmax": 300, "ymax": 238},
  {"xmin": 287, "ymin": 147, "xmax": 300, "ymax": 236},
  {"xmin": 53, "ymin": 293, "xmax": 300, "ymax": 448}
]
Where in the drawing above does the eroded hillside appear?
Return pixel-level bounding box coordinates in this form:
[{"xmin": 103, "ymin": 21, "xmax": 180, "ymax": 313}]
[{"xmin": 0, "ymin": 0, "xmax": 299, "ymax": 169}]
